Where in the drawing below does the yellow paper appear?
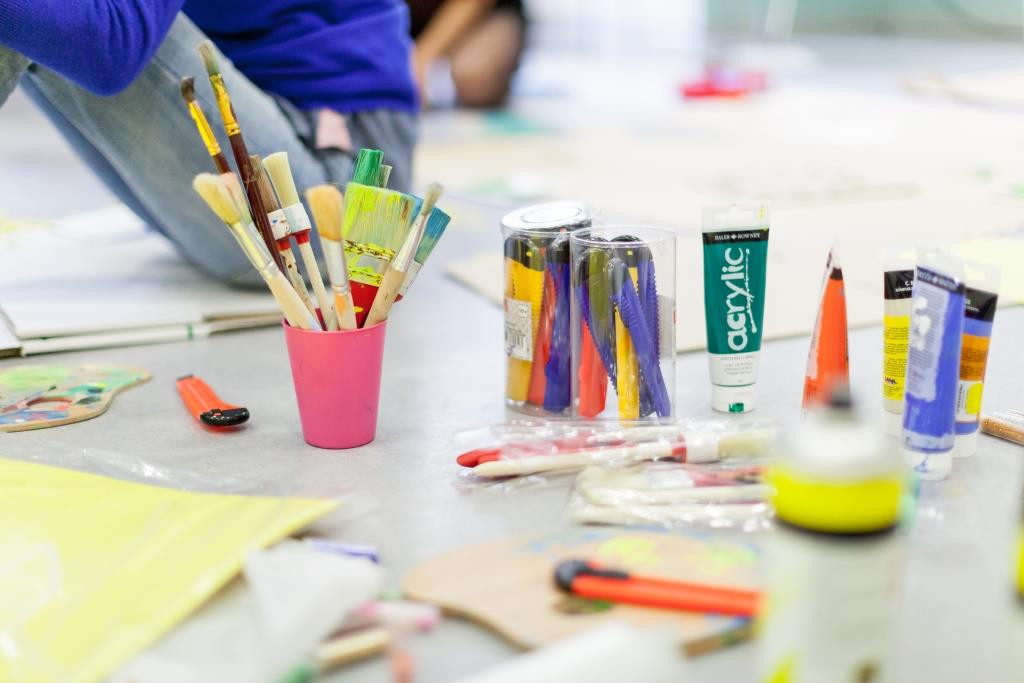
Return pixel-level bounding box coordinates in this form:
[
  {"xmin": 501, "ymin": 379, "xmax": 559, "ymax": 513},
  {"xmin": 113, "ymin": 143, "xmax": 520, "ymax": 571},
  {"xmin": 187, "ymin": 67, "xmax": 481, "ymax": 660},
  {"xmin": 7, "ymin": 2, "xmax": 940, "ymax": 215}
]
[
  {"xmin": 0, "ymin": 458, "xmax": 337, "ymax": 683},
  {"xmin": 952, "ymin": 237, "xmax": 1024, "ymax": 303}
]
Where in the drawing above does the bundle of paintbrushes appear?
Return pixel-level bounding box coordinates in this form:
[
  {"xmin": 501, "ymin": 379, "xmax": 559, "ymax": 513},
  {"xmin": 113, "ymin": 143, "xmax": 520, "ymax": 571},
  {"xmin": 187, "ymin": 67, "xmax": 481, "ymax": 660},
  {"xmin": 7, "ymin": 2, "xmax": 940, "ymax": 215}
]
[
  {"xmin": 183, "ymin": 44, "xmax": 450, "ymax": 331},
  {"xmin": 183, "ymin": 42, "xmax": 451, "ymax": 448}
]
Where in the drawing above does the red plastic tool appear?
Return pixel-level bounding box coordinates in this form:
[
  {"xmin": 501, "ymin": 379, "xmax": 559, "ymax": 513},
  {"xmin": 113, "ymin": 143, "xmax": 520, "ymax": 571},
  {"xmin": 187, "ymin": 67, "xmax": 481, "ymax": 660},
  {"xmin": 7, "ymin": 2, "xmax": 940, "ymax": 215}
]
[
  {"xmin": 681, "ymin": 67, "xmax": 766, "ymax": 99},
  {"xmin": 555, "ymin": 560, "xmax": 760, "ymax": 617},
  {"xmin": 176, "ymin": 374, "xmax": 250, "ymax": 428},
  {"xmin": 456, "ymin": 435, "xmax": 630, "ymax": 468}
]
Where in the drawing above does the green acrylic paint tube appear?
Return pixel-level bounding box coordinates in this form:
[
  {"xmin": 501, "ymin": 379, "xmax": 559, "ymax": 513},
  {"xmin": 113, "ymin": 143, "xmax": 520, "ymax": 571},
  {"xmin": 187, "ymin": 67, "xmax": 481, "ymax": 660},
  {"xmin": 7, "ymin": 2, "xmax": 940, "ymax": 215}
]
[{"xmin": 701, "ymin": 203, "xmax": 770, "ymax": 413}]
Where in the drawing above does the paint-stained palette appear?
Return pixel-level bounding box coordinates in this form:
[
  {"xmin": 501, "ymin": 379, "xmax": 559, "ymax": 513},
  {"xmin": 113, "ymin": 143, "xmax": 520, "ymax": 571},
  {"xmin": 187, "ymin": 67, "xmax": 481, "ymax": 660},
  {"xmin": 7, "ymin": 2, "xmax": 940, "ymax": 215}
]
[
  {"xmin": 0, "ymin": 364, "xmax": 149, "ymax": 432},
  {"xmin": 403, "ymin": 529, "xmax": 761, "ymax": 657}
]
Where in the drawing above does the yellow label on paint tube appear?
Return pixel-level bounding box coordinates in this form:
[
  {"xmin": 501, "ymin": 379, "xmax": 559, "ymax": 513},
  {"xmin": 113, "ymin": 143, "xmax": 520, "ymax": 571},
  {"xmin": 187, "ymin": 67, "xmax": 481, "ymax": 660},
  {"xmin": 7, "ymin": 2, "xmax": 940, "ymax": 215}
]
[
  {"xmin": 882, "ymin": 315, "xmax": 909, "ymax": 401},
  {"xmin": 959, "ymin": 333, "xmax": 990, "ymax": 381}
]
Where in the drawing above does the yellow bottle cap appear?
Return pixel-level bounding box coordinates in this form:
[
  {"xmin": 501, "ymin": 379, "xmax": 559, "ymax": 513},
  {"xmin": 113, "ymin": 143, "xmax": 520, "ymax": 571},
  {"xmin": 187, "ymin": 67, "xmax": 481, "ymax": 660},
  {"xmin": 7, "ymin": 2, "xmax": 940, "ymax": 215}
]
[
  {"xmin": 1017, "ymin": 530, "xmax": 1024, "ymax": 597},
  {"xmin": 773, "ymin": 393, "xmax": 907, "ymax": 534},
  {"xmin": 769, "ymin": 465, "xmax": 905, "ymax": 534}
]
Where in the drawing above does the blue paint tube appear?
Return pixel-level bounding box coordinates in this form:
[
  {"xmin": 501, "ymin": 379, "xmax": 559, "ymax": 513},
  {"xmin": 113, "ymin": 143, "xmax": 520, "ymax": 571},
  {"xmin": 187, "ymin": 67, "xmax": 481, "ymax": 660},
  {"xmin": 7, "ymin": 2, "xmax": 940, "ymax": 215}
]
[{"xmin": 902, "ymin": 253, "xmax": 965, "ymax": 481}]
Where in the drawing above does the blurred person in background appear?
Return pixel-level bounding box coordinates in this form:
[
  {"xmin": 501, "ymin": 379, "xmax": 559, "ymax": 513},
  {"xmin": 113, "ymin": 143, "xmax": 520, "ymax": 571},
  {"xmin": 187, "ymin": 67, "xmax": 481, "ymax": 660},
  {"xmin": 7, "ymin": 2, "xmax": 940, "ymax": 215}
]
[
  {"xmin": 0, "ymin": 0, "xmax": 417, "ymax": 285},
  {"xmin": 408, "ymin": 0, "xmax": 526, "ymax": 108}
]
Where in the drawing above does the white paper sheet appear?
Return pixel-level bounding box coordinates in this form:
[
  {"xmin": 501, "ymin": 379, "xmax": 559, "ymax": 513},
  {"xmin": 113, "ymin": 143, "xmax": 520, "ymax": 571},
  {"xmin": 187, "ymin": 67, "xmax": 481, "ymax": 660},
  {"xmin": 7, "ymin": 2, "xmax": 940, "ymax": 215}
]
[{"xmin": 0, "ymin": 205, "xmax": 281, "ymax": 355}]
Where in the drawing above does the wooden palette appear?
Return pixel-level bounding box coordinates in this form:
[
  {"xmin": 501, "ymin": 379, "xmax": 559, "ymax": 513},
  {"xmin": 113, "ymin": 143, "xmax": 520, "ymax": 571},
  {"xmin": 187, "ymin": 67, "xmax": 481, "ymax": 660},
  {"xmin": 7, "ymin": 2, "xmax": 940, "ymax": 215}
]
[
  {"xmin": 403, "ymin": 529, "xmax": 761, "ymax": 657},
  {"xmin": 0, "ymin": 364, "xmax": 150, "ymax": 432}
]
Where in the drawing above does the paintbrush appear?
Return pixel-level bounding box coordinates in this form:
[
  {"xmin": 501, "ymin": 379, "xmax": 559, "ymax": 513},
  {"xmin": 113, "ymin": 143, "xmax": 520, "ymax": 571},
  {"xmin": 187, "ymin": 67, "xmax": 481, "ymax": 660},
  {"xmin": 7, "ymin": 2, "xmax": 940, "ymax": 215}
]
[
  {"xmin": 306, "ymin": 184, "xmax": 357, "ymax": 330},
  {"xmin": 352, "ymin": 149, "xmax": 383, "ymax": 185},
  {"xmin": 251, "ymin": 154, "xmax": 317, "ymax": 317},
  {"xmin": 398, "ymin": 205, "xmax": 450, "ymax": 297},
  {"xmin": 263, "ymin": 152, "xmax": 338, "ymax": 331},
  {"xmin": 377, "ymin": 165, "xmax": 392, "ymax": 188},
  {"xmin": 342, "ymin": 178, "xmax": 416, "ymax": 324},
  {"xmin": 364, "ymin": 183, "xmax": 443, "ymax": 326},
  {"xmin": 193, "ymin": 173, "xmax": 319, "ymax": 330},
  {"xmin": 180, "ymin": 77, "xmax": 231, "ymax": 173},
  {"xmin": 198, "ymin": 41, "xmax": 285, "ymax": 272}
]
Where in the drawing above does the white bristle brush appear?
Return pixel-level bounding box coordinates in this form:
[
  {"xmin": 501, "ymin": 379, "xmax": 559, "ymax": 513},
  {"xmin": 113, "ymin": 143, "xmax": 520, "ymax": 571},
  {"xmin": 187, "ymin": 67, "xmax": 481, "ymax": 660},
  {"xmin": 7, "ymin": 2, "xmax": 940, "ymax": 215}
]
[
  {"xmin": 193, "ymin": 172, "xmax": 320, "ymax": 330},
  {"xmin": 253, "ymin": 155, "xmax": 318, "ymax": 318},
  {"xmin": 263, "ymin": 152, "xmax": 337, "ymax": 331},
  {"xmin": 306, "ymin": 184, "xmax": 358, "ymax": 330}
]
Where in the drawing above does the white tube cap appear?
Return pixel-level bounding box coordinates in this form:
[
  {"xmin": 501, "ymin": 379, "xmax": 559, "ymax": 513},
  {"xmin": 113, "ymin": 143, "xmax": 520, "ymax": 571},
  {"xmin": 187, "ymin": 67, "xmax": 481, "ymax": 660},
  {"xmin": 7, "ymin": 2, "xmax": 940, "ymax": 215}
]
[
  {"xmin": 904, "ymin": 447, "xmax": 952, "ymax": 481},
  {"xmin": 711, "ymin": 385, "xmax": 756, "ymax": 414},
  {"xmin": 682, "ymin": 430, "xmax": 720, "ymax": 464},
  {"xmin": 952, "ymin": 430, "xmax": 978, "ymax": 458},
  {"xmin": 882, "ymin": 411, "xmax": 903, "ymax": 437}
]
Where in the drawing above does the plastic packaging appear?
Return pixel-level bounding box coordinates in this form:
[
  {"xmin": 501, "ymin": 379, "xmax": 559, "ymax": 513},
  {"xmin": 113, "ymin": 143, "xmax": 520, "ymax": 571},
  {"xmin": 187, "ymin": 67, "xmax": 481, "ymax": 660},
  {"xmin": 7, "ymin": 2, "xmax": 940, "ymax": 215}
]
[
  {"xmin": 902, "ymin": 251, "xmax": 966, "ymax": 480},
  {"xmin": 503, "ymin": 201, "xmax": 594, "ymax": 415},
  {"xmin": 881, "ymin": 254, "xmax": 915, "ymax": 436},
  {"xmin": 454, "ymin": 417, "xmax": 778, "ymax": 483},
  {"xmin": 283, "ymin": 319, "xmax": 387, "ymax": 449},
  {"xmin": 757, "ymin": 392, "xmax": 908, "ymax": 682},
  {"xmin": 953, "ymin": 262, "xmax": 1001, "ymax": 458},
  {"xmin": 569, "ymin": 226, "xmax": 676, "ymax": 420},
  {"xmin": 568, "ymin": 462, "xmax": 772, "ymax": 531},
  {"xmin": 701, "ymin": 204, "xmax": 769, "ymax": 414}
]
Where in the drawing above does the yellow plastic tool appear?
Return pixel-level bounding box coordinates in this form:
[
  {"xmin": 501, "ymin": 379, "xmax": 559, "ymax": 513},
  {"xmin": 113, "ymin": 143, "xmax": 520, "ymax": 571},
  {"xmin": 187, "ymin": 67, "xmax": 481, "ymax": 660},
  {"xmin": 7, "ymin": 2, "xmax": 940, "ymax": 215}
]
[
  {"xmin": 505, "ymin": 237, "xmax": 544, "ymax": 403},
  {"xmin": 614, "ymin": 263, "xmax": 641, "ymax": 419},
  {"xmin": 615, "ymin": 310, "xmax": 640, "ymax": 419}
]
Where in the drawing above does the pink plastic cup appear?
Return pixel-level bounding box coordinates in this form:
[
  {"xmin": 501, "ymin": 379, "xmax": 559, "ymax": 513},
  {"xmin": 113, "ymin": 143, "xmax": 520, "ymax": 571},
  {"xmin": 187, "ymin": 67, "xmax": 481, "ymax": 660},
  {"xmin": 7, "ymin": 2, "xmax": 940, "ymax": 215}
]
[{"xmin": 283, "ymin": 320, "xmax": 387, "ymax": 449}]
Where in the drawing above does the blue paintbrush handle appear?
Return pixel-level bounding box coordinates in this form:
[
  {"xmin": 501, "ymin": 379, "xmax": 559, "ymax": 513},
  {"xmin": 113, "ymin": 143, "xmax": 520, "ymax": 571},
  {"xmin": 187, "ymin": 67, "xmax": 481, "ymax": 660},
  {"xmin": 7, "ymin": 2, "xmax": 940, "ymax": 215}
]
[
  {"xmin": 544, "ymin": 259, "xmax": 571, "ymax": 411},
  {"xmin": 610, "ymin": 258, "xmax": 671, "ymax": 417},
  {"xmin": 638, "ymin": 255, "xmax": 660, "ymax": 357}
]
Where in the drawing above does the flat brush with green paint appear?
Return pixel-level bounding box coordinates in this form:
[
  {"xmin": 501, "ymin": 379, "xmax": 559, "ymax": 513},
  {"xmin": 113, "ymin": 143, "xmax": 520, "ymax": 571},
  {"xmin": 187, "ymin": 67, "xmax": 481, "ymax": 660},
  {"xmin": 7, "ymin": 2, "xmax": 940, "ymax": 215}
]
[{"xmin": 343, "ymin": 148, "xmax": 416, "ymax": 326}]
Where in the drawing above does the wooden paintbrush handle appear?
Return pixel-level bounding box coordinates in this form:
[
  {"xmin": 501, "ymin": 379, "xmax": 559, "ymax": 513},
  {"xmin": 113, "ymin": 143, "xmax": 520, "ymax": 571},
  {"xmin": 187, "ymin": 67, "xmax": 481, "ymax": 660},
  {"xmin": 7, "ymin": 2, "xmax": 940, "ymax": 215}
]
[
  {"xmin": 297, "ymin": 239, "xmax": 337, "ymax": 331},
  {"xmin": 228, "ymin": 136, "xmax": 285, "ymax": 272},
  {"xmin": 266, "ymin": 270, "xmax": 320, "ymax": 330},
  {"xmin": 334, "ymin": 289, "xmax": 358, "ymax": 330},
  {"xmin": 364, "ymin": 265, "xmax": 405, "ymax": 327},
  {"xmin": 280, "ymin": 245, "xmax": 317, "ymax": 316},
  {"xmin": 316, "ymin": 627, "xmax": 391, "ymax": 672}
]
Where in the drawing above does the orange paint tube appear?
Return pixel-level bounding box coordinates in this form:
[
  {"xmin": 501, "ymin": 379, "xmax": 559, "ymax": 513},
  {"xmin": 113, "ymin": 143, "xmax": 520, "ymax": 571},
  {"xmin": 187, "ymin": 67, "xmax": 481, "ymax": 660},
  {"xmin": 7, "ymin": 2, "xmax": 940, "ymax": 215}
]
[{"xmin": 802, "ymin": 248, "xmax": 849, "ymax": 410}]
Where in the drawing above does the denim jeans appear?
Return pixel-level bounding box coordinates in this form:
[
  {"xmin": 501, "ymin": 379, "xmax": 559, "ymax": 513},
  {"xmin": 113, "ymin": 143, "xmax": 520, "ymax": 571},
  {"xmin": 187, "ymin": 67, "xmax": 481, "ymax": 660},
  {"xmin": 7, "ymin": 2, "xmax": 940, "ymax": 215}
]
[{"xmin": 0, "ymin": 14, "xmax": 417, "ymax": 286}]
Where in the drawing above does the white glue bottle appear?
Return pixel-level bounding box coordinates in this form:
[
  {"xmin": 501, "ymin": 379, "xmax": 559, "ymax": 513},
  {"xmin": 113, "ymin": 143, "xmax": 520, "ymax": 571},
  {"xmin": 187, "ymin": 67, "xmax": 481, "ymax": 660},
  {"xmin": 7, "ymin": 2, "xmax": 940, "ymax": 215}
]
[{"xmin": 757, "ymin": 389, "xmax": 907, "ymax": 683}]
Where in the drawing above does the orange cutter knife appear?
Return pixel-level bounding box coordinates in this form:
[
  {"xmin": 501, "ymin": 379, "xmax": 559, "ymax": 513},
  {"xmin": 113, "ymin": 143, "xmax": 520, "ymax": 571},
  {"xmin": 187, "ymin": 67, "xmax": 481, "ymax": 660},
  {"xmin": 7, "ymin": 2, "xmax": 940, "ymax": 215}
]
[
  {"xmin": 176, "ymin": 374, "xmax": 250, "ymax": 427},
  {"xmin": 555, "ymin": 560, "xmax": 760, "ymax": 617}
]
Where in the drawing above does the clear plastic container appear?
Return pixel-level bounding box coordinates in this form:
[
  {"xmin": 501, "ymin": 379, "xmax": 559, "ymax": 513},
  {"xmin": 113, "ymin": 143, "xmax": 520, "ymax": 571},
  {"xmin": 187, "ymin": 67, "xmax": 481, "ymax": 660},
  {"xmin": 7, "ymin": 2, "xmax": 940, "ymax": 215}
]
[
  {"xmin": 570, "ymin": 226, "xmax": 676, "ymax": 421},
  {"xmin": 503, "ymin": 201, "xmax": 594, "ymax": 415}
]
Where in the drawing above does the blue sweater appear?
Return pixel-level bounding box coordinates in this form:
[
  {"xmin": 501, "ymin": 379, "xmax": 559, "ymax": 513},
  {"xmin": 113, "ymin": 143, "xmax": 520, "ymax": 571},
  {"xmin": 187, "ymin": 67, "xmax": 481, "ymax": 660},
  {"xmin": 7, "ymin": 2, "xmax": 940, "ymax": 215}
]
[{"xmin": 0, "ymin": 0, "xmax": 417, "ymax": 113}]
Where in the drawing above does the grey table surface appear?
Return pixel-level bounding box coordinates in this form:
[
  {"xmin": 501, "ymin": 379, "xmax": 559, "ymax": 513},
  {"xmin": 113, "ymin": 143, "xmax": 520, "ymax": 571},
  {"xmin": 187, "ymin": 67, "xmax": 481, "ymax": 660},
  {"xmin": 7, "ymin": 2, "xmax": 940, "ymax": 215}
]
[
  {"xmin": 3, "ymin": 35, "xmax": 1024, "ymax": 683},
  {"xmin": 3, "ymin": 217, "xmax": 1022, "ymax": 682}
]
